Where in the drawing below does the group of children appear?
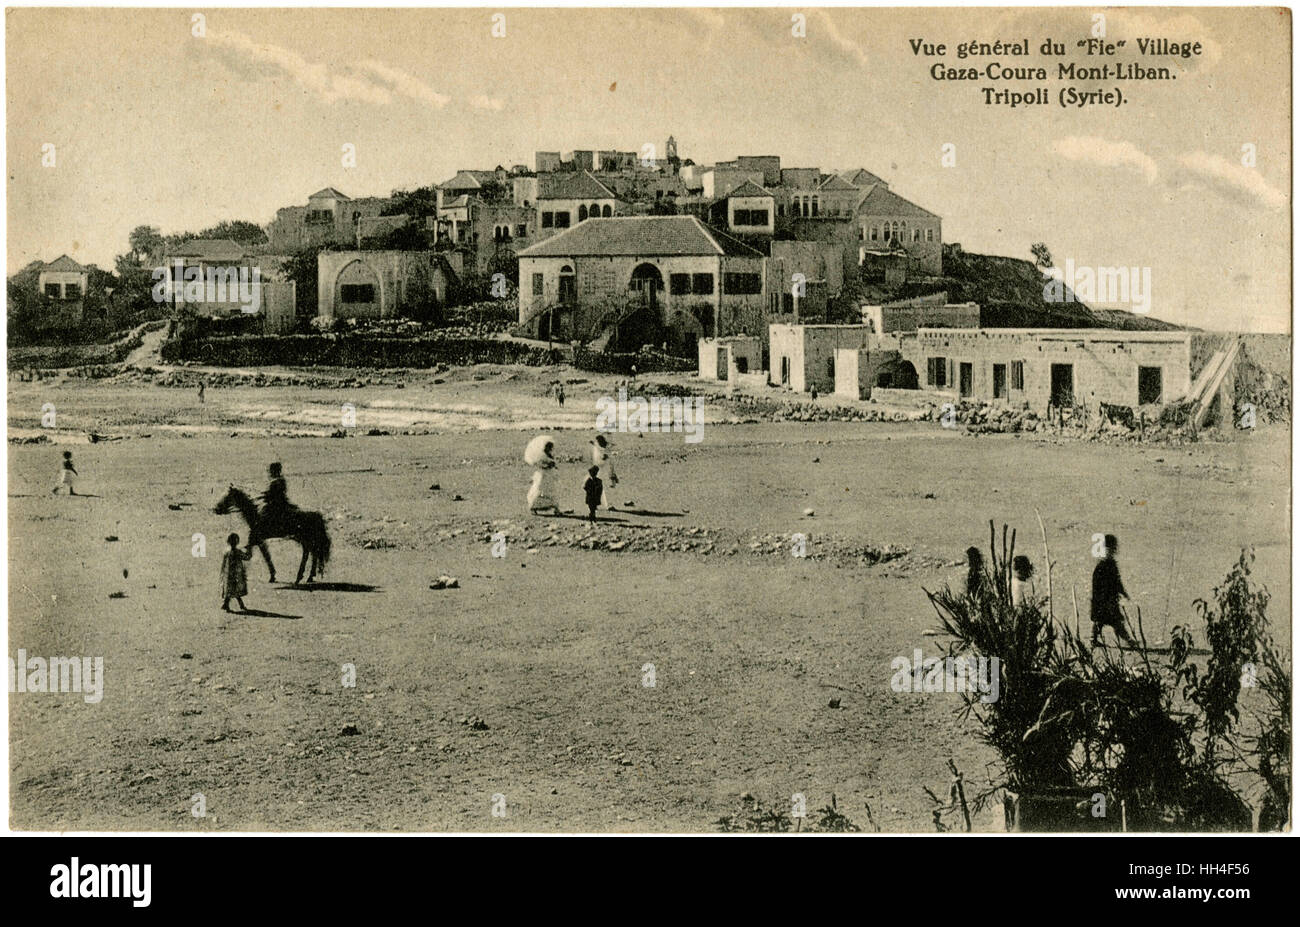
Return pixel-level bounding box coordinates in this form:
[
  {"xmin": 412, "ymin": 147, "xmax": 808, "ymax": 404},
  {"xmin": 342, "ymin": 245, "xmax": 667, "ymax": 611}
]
[{"xmin": 965, "ymin": 532, "xmax": 1136, "ymax": 648}]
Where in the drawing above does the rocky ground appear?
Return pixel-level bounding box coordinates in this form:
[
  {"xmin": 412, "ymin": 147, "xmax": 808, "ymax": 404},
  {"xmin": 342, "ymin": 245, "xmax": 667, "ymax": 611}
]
[{"xmin": 7, "ymin": 364, "xmax": 1290, "ymax": 832}]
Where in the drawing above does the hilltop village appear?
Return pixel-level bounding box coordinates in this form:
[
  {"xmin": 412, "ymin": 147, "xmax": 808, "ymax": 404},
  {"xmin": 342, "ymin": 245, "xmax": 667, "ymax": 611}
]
[{"xmin": 14, "ymin": 138, "xmax": 1271, "ymax": 428}]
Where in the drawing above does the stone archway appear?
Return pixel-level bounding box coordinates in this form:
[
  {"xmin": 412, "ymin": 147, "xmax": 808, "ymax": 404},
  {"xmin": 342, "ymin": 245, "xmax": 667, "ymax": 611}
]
[
  {"xmin": 629, "ymin": 263, "xmax": 663, "ymax": 312},
  {"xmin": 333, "ymin": 258, "xmax": 384, "ymax": 319}
]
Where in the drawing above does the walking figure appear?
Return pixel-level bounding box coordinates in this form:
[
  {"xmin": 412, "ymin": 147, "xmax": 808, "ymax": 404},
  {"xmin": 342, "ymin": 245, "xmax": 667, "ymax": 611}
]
[
  {"xmin": 583, "ymin": 466, "xmax": 604, "ymax": 523},
  {"xmin": 1091, "ymin": 534, "xmax": 1136, "ymax": 647},
  {"xmin": 51, "ymin": 450, "xmax": 78, "ymax": 495}
]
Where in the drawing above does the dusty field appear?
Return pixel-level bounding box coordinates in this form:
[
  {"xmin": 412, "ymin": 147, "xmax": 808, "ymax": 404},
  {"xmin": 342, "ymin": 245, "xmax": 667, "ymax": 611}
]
[{"xmin": 7, "ymin": 367, "xmax": 1291, "ymax": 831}]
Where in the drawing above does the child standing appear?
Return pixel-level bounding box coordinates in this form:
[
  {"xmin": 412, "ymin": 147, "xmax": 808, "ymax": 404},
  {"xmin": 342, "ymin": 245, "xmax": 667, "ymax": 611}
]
[
  {"xmin": 1011, "ymin": 555, "xmax": 1036, "ymax": 608},
  {"xmin": 220, "ymin": 532, "xmax": 253, "ymax": 612},
  {"xmin": 51, "ymin": 450, "xmax": 78, "ymax": 495},
  {"xmin": 583, "ymin": 466, "xmax": 604, "ymax": 523}
]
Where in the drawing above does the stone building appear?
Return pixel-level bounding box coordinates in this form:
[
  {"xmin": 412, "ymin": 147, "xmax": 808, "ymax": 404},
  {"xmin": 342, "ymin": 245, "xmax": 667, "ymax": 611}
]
[
  {"xmin": 266, "ymin": 188, "xmax": 393, "ymax": 252},
  {"xmin": 900, "ymin": 328, "xmax": 1192, "ymax": 410},
  {"xmin": 317, "ymin": 251, "xmax": 455, "ymax": 321},
  {"xmin": 768, "ymin": 323, "xmax": 876, "ymax": 394},
  {"xmin": 36, "ymin": 255, "xmax": 89, "ymax": 322},
  {"xmin": 516, "ymin": 215, "xmax": 767, "ymax": 351},
  {"xmin": 855, "ymin": 185, "xmax": 942, "ymax": 275},
  {"xmin": 160, "ymin": 239, "xmax": 265, "ymax": 318},
  {"xmin": 697, "ymin": 334, "xmax": 762, "ymax": 382},
  {"xmin": 535, "ymin": 172, "xmax": 620, "ymax": 241}
]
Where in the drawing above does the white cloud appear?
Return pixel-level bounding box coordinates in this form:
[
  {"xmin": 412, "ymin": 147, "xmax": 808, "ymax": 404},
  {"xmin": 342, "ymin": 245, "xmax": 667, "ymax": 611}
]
[
  {"xmin": 1052, "ymin": 135, "xmax": 1159, "ymax": 184},
  {"xmin": 1177, "ymin": 152, "xmax": 1287, "ymax": 210},
  {"xmin": 356, "ymin": 60, "xmax": 450, "ymax": 108},
  {"xmin": 207, "ymin": 30, "xmax": 454, "ymax": 110},
  {"xmin": 814, "ymin": 11, "xmax": 869, "ymax": 68}
]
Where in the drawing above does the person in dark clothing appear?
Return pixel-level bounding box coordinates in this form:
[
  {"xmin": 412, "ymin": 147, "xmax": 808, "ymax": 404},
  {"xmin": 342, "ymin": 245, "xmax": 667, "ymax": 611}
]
[
  {"xmin": 583, "ymin": 466, "xmax": 604, "ymax": 523},
  {"xmin": 258, "ymin": 462, "xmax": 297, "ymax": 535},
  {"xmin": 965, "ymin": 546, "xmax": 986, "ymax": 598},
  {"xmin": 1091, "ymin": 534, "xmax": 1136, "ymax": 646}
]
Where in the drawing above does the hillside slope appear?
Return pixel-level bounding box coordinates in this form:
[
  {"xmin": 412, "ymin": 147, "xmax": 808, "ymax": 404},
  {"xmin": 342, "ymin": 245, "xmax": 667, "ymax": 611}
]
[{"xmin": 862, "ymin": 247, "xmax": 1185, "ymax": 331}]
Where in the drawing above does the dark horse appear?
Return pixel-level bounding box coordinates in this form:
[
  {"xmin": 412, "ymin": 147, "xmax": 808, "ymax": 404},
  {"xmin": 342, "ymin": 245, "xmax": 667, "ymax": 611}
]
[{"xmin": 214, "ymin": 485, "xmax": 331, "ymax": 584}]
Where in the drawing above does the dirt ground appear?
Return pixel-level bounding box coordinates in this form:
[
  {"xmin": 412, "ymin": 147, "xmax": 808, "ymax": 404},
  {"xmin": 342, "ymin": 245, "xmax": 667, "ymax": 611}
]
[{"xmin": 6, "ymin": 365, "xmax": 1291, "ymax": 831}]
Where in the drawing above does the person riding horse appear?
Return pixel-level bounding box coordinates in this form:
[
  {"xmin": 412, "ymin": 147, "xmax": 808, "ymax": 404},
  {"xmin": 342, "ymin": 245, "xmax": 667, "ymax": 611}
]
[{"xmin": 257, "ymin": 463, "xmax": 299, "ymax": 540}]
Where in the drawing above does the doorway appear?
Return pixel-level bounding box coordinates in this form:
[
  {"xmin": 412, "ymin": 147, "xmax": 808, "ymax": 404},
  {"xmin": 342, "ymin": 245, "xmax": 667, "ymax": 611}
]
[
  {"xmin": 1050, "ymin": 363, "xmax": 1074, "ymax": 407},
  {"xmin": 992, "ymin": 363, "xmax": 1007, "ymax": 400},
  {"xmin": 629, "ymin": 263, "xmax": 663, "ymax": 313},
  {"xmin": 959, "ymin": 362, "xmax": 973, "ymax": 398},
  {"xmin": 716, "ymin": 347, "xmax": 728, "ymax": 381},
  {"xmin": 1138, "ymin": 366, "xmax": 1163, "ymax": 404}
]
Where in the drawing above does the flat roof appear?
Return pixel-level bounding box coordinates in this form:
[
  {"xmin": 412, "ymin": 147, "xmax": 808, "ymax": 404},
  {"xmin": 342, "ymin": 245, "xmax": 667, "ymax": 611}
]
[{"xmin": 915, "ymin": 327, "xmax": 1190, "ymax": 340}]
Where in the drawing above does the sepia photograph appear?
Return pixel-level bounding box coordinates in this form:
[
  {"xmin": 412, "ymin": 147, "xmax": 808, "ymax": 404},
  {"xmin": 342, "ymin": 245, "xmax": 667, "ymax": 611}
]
[{"xmin": 4, "ymin": 5, "xmax": 1292, "ymax": 846}]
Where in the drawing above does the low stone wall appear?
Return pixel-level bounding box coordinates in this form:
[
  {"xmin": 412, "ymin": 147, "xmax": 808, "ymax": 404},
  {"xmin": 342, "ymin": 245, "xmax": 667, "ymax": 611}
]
[{"xmin": 159, "ymin": 334, "xmax": 558, "ymax": 368}]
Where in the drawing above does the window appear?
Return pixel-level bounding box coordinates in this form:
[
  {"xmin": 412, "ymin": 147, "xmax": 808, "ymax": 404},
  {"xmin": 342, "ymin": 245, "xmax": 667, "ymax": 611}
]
[
  {"xmin": 541, "ymin": 211, "xmax": 554, "ymax": 228},
  {"xmin": 532, "ymin": 273, "xmax": 544, "ymax": 297},
  {"xmin": 341, "ymin": 284, "xmax": 375, "ymax": 303},
  {"xmin": 733, "ymin": 209, "xmax": 769, "ymax": 226},
  {"xmin": 912, "ymin": 228, "xmax": 920, "ymax": 242},
  {"xmin": 578, "ymin": 205, "xmax": 588, "ymax": 221},
  {"xmin": 691, "ymin": 273, "xmax": 714, "ymax": 295},
  {"xmin": 516, "ymin": 224, "xmax": 527, "ymax": 238},
  {"xmin": 782, "ymin": 293, "xmax": 794, "ymax": 313},
  {"xmin": 723, "ymin": 272, "xmax": 762, "ymax": 295},
  {"xmin": 63, "ymin": 283, "xmax": 81, "ymax": 300},
  {"xmin": 669, "ymin": 273, "xmax": 692, "ymax": 295},
  {"xmin": 811, "ymin": 196, "xmax": 819, "ymax": 217},
  {"xmin": 555, "ymin": 212, "xmax": 571, "ymax": 228},
  {"xmin": 927, "ymin": 356, "xmax": 947, "ymax": 387},
  {"xmin": 44, "ymin": 283, "xmax": 60, "ymax": 298},
  {"xmin": 926, "ymin": 228, "xmax": 935, "ymax": 242},
  {"xmin": 870, "ymin": 226, "xmax": 879, "ymax": 242},
  {"xmin": 602, "ymin": 205, "xmax": 612, "ymax": 217},
  {"xmin": 1010, "ymin": 361, "xmax": 1024, "ymax": 391}
]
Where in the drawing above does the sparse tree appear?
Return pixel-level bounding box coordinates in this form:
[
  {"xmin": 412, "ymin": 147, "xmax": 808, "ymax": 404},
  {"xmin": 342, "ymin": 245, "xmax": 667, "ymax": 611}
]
[{"xmin": 1031, "ymin": 242, "xmax": 1054, "ymax": 271}]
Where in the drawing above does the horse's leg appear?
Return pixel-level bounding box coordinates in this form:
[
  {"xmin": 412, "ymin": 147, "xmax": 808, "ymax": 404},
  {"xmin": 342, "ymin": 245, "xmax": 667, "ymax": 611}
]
[
  {"xmin": 295, "ymin": 542, "xmax": 309, "ymax": 585},
  {"xmin": 256, "ymin": 541, "xmax": 277, "ymax": 582}
]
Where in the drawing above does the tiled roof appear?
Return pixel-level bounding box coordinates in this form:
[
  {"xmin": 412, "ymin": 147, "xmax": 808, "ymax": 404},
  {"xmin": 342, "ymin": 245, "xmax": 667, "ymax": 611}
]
[
  {"xmin": 439, "ymin": 170, "xmax": 485, "ymax": 190},
  {"xmin": 724, "ymin": 180, "xmax": 774, "ymax": 199},
  {"xmin": 856, "ymin": 185, "xmax": 939, "ymax": 219},
  {"xmin": 538, "ymin": 171, "xmax": 618, "ymax": 201},
  {"xmin": 841, "ymin": 168, "xmax": 888, "ymax": 188},
  {"xmin": 308, "ymin": 187, "xmax": 350, "ymax": 200},
  {"xmin": 818, "ymin": 174, "xmax": 860, "ymax": 192},
  {"xmin": 518, "ymin": 216, "xmax": 760, "ymax": 258},
  {"xmin": 40, "ymin": 254, "xmax": 87, "ymax": 273}
]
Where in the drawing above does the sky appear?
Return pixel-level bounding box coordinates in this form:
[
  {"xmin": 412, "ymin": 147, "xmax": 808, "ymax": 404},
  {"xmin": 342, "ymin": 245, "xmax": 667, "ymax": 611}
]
[{"xmin": 5, "ymin": 6, "xmax": 1291, "ymax": 332}]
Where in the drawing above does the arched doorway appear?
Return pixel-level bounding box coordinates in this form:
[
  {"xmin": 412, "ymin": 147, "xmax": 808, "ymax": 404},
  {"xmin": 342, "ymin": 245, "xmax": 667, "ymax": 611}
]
[{"xmin": 629, "ymin": 263, "xmax": 663, "ymax": 312}]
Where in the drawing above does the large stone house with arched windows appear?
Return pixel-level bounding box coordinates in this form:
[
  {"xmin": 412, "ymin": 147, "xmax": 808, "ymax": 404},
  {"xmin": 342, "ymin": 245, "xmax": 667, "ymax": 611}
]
[{"xmin": 516, "ymin": 216, "xmax": 767, "ymax": 352}]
